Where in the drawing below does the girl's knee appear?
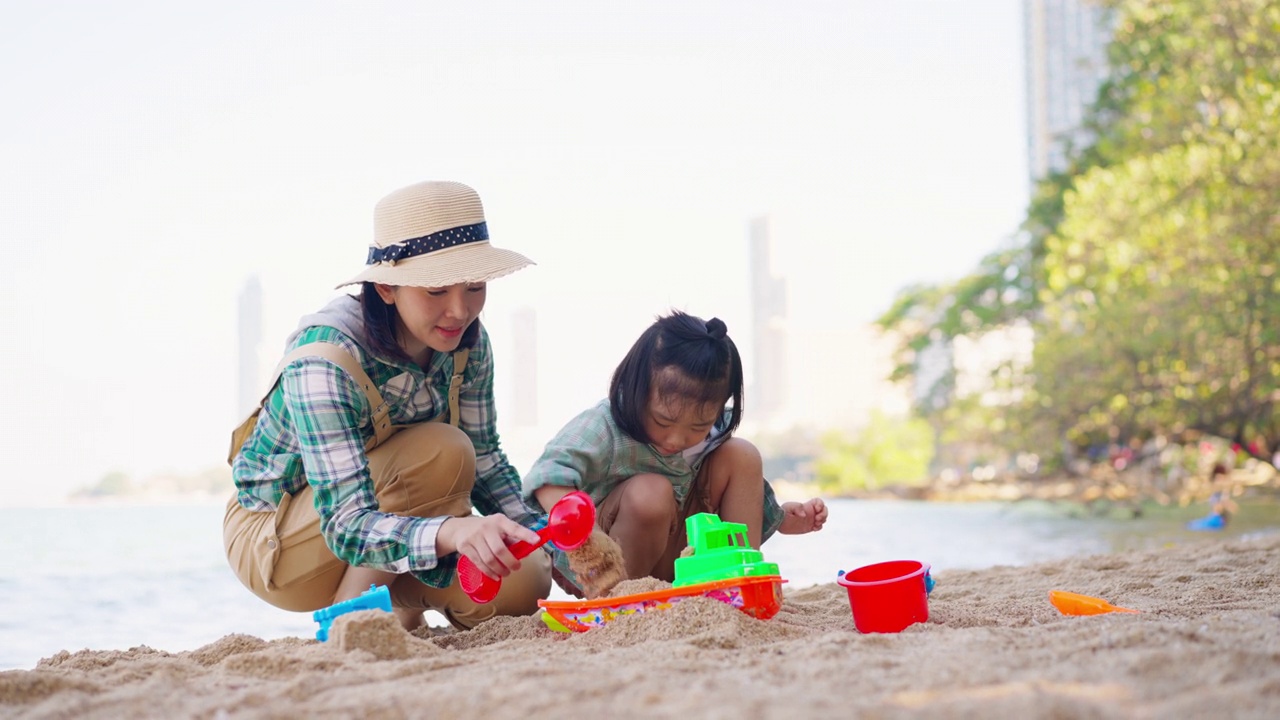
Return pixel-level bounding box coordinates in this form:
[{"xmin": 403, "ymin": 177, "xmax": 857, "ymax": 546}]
[
  {"xmin": 713, "ymin": 437, "xmax": 763, "ymax": 471},
  {"xmin": 703, "ymin": 439, "xmax": 763, "ymax": 486},
  {"xmin": 619, "ymin": 473, "xmax": 678, "ymax": 523},
  {"xmin": 700, "ymin": 438, "xmax": 765, "ymax": 510}
]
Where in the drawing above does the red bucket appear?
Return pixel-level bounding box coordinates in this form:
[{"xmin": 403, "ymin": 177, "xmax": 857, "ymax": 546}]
[{"xmin": 838, "ymin": 560, "xmax": 930, "ymax": 633}]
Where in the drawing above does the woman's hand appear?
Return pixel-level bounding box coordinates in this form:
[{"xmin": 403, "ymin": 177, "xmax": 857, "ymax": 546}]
[
  {"xmin": 438, "ymin": 515, "xmax": 543, "ymax": 580},
  {"xmin": 778, "ymin": 498, "xmax": 828, "ymax": 535}
]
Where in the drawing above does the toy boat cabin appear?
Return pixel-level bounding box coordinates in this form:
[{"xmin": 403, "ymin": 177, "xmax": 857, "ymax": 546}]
[{"xmin": 673, "ymin": 513, "xmax": 780, "ymax": 587}]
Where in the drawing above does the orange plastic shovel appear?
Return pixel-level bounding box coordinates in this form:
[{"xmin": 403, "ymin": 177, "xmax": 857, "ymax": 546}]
[{"xmin": 1049, "ymin": 590, "xmax": 1140, "ymax": 616}]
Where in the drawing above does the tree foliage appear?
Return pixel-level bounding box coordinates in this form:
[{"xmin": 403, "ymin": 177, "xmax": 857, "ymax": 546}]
[
  {"xmin": 82, "ymin": 471, "xmax": 133, "ymax": 497},
  {"xmin": 879, "ymin": 0, "xmax": 1280, "ymax": 461},
  {"xmin": 813, "ymin": 411, "xmax": 935, "ymax": 493}
]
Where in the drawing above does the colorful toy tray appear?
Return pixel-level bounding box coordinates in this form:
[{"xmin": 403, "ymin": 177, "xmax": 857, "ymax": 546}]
[{"xmin": 538, "ymin": 575, "xmax": 785, "ymax": 632}]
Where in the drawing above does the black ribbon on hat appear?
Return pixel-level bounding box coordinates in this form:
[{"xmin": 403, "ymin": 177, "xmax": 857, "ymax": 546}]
[{"xmin": 366, "ymin": 222, "xmax": 489, "ymax": 265}]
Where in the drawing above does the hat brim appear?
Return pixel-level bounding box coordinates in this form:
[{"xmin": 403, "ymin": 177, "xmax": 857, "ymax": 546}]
[{"xmin": 336, "ymin": 242, "xmax": 534, "ymax": 289}]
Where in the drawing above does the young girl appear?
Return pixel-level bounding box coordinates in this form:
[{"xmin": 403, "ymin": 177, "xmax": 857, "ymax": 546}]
[{"xmin": 523, "ymin": 310, "xmax": 827, "ymax": 598}]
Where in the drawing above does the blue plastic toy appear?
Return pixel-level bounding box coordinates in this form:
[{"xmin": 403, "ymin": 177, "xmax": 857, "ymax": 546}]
[
  {"xmin": 312, "ymin": 584, "xmax": 392, "ymax": 641},
  {"xmin": 1187, "ymin": 513, "xmax": 1226, "ymax": 531}
]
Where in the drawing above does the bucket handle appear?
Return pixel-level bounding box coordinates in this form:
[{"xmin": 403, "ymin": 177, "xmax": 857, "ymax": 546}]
[{"xmin": 837, "ymin": 568, "xmax": 935, "ymax": 594}]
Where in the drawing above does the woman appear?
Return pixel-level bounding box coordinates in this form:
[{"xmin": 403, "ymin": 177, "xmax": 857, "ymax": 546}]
[{"xmin": 224, "ymin": 180, "xmax": 550, "ymax": 632}]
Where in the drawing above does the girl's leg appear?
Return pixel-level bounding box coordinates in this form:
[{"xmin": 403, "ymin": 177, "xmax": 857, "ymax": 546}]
[
  {"xmin": 644, "ymin": 438, "xmax": 766, "ymax": 582},
  {"xmin": 695, "ymin": 437, "xmax": 766, "ymax": 547},
  {"xmin": 597, "ymin": 473, "xmax": 679, "ymax": 580}
]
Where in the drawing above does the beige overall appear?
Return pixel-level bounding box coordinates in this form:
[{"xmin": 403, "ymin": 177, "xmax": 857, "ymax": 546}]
[{"xmin": 223, "ymin": 342, "xmax": 550, "ymax": 629}]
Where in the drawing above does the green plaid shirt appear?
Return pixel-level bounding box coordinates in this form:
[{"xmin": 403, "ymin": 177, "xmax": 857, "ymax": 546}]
[
  {"xmin": 521, "ymin": 399, "xmax": 783, "ymax": 590},
  {"xmin": 232, "ymin": 321, "xmax": 537, "ymax": 589}
]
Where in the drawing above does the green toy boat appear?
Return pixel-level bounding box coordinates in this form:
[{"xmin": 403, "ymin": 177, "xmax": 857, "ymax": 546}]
[
  {"xmin": 673, "ymin": 512, "xmax": 780, "ymax": 586},
  {"xmin": 537, "ymin": 512, "xmax": 785, "ymax": 632}
]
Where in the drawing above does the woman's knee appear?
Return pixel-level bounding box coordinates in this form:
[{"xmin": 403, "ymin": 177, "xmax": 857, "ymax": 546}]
[{"xmin": 369, "ymin": 423, "xmax": 477, "ymax": 517}]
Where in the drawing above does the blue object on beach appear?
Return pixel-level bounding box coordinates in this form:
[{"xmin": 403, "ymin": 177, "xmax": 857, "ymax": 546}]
[
  {"xmin": 1187, "ymin": 513, "xmax": 1226, "ymax": 531},
  {"xmin": 312, "ymin": 584, "xmax": 392, "ymax": 641}
]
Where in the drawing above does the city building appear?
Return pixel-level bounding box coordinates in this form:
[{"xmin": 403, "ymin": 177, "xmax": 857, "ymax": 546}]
[
  {"xmin": 509, "ymin": 306, "xmax": 538, "ymax": 427},
  {"xmin": 236, "ymin": 275, "xmax": 263, "ymax": 419},
  {"xmin": 743, "ymin": 216, "xmax": 912, "ymax": 436},
  {"xmin": 748, "ymin": 216, "xmax": 787, "ymax": 423},
  {"xmin": 912, "ymin": 0, "xmax": 1113, "ymax": 408},
  {"xmin": 785, "ymin": 322, "xmax": 913, "ymax": 429},
  {"xmin": 899, "ymin": 0, "xmax": 1108, "ymax": 416},
  {"xmin": 1024, "ymin": 0, "xmax": 1114, "ymax": 182}
]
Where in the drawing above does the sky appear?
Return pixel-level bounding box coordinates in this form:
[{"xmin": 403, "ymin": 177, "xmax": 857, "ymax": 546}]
[{"xmin": 0, "ymin": 1, "xmax": 1029, "ymax": 505}]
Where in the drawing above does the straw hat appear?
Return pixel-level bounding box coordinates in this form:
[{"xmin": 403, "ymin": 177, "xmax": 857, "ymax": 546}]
[{"xmin": 337, "ymin": 180, "xmax": 534, "ymax": 289}]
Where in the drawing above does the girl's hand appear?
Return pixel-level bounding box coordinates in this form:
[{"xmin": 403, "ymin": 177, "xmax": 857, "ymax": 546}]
[
  {"xmin": 439, "ymin": 515, "xmax": 542, "ymax": 580},
  {"xmin": 567, "ymin": 527, "xmax": 627, "ymax": 599},
  {"xmin": 778, "ymin": 498, "xmax": 828, "ymax": 535}
]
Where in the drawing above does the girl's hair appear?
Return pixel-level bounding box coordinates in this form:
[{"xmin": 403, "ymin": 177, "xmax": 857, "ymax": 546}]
[
  {"xmin": 609, "ymin": 310, "xmax": 744, "ymax": 443},
  {"xmin": 358, "ymin": 282, "xmax": 480, "ymax": 363}
]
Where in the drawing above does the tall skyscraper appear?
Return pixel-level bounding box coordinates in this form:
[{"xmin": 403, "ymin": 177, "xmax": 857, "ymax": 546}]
[
  {"xmin": 749, "ymin": 216, "xmax": 787, "ymax": 420},
  {"xmin": 237, "ymin": 275, "xmax": 263, "ymax": 419},
  {"xmin": 1024, "ymin": 0, "xmax": 1114, "ymax": 182},
  {"xmin": 509, "ymin": 307, "xmax": 538, "ymax": 427}
]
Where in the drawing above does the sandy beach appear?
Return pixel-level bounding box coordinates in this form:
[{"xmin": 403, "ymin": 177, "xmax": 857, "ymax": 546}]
[{"xmin": 4, "ymin": 533, "xmax": 1278, "ymax": 719}]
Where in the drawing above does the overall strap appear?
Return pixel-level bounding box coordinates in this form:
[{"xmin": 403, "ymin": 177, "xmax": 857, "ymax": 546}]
[
  {"xmin": 265, "ymin": 342, "xmax": 394, "ymax": 448},
  {"xmin": 446, "ymin": 349, "xmax": 470, "ymax": 427}
]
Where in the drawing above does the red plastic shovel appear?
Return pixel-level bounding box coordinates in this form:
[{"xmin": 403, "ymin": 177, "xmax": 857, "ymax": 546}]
[{"xmin": 457, "ymin": 491, "xmax": 596, "ymax": 604}]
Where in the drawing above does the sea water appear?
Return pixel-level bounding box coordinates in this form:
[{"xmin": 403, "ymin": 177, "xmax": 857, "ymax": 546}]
[{"xmin": 2, "ymin": 497, "xmax": 1276, "ymax": 670}]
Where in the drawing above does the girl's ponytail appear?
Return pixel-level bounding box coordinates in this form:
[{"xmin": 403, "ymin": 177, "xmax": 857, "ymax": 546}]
[{"xmin": 705, "ymin": 317, "xmax": 728, "ymax": 340}]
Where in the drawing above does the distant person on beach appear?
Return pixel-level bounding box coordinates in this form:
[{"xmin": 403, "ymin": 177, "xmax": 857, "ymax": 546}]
[
  {"xmin": 1208, "ymin": 463, "xmax": 1238, "ymax": 525},
  {"xmin": 224, "ymin": 180, "xmax": 550, "ymax": 631},
  {"xmin": 523, "ymin": 310, "xmax": 828, "ymax": 598}
]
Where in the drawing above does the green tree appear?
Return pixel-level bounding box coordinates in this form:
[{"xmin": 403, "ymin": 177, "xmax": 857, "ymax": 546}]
[
  {"xmin": 1033, "ymin": 0, "xmax": 1280, "ymax": 451},
  {"xmin": 880, "ymin": 0, "xmax": 1280, "ymax": 461},
  {"xmin": 813, "ymin": 412, "xmax": 935, "ymax": 493},
  {"xmin": 79, "ymin": 471, "xmax": 134, "ymax": 497}
]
